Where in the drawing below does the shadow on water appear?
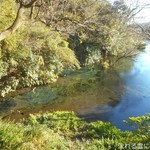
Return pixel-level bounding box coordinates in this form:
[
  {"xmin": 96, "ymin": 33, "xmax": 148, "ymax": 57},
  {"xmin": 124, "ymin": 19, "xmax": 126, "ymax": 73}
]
[
  {"xmin": 1, "ymin": 42, "xmax": 150, "ymax": 131},
  {"xmin": 0, "ymin": 69, "xmax": 125, "ymax": 122}
]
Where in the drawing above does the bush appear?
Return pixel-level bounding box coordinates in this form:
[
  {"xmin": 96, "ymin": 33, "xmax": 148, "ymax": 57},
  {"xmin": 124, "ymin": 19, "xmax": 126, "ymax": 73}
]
[
  {"xmin": 0, "ymin": 111, "xmax": 149, "ymax": 150},
  {"xmin": 0, "ymin": 22, "xmax": 80, "ymax": 97}
]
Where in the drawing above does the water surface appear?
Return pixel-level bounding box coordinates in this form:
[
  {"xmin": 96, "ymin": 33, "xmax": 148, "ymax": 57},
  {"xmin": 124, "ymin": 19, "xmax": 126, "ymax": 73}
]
[{"xmin": 1, "ymin": 42, "xmax": 150, "ymax": 130}]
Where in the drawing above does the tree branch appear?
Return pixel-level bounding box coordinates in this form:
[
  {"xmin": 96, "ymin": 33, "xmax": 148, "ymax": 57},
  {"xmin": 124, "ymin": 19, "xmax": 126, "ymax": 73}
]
[
  {"xmin": 21, "ymin": 0, "xmax": 39, "ymax": 8},
  {"xmin": 0, "ymin": 0, "xmax": 39, "ymax": 41},
  {"xmin": 0, "ymin": 6, "xmax": 25, "ymax": 41}
]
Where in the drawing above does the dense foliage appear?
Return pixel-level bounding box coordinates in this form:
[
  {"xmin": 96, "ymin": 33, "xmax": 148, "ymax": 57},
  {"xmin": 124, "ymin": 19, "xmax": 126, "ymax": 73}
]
[
  {"xmin": 0, "ymin": 111, "xmax": 150, "ymax": 150},
  {"xmin": 0, "ymin": 1, "xmax": 149, "ymax": 149},
  {"xmin": 0, "ymin": 0, "xmax": 144, "ymax": 96},
  {"xmin": 0, "ymin": 23, "xmax": 80, "ymax": 97}
]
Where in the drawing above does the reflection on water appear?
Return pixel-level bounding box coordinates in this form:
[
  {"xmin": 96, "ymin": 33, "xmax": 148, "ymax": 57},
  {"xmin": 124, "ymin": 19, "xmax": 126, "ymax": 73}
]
[
  {"xmin": 92, "ymin": 42, "xmax": 150, "ymax": 130},
  {"xmin": 1, "ymin": 42, "xmax": 150, "ymax": 131},
  {"xmin": 1, "ymin": 69, "xmax": 124, "ymax": 120}
]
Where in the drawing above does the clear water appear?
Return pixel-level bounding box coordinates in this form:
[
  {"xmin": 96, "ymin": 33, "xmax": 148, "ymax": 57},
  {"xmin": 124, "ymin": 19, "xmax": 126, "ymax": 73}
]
[
  {"xmin": 105, "ymin": 42, "xmax": 150, "ymax": 130},
  {"xmin": 1, "ymin": 42, "xmax": 150, "ymax": 131}
]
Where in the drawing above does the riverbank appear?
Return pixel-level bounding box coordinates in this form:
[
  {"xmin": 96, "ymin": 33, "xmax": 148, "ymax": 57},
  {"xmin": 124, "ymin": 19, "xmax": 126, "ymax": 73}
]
[
  {"xmin": 1, "ymin": 42, "xmax": 150, "ymax": 130},
  {"xmin": 0, "ymin": 111, "xmax": 149, "ymax": 150}
]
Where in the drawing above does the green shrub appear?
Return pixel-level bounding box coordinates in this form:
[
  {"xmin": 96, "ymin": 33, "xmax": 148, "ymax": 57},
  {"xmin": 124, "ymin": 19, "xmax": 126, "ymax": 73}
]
[
  {"xmin": 0, "ymin": 22, "xmax": 80, "ymax": 97},
  {"xmin": 0, "ymin": 112, "xmax": 150, "ymax": 149}
]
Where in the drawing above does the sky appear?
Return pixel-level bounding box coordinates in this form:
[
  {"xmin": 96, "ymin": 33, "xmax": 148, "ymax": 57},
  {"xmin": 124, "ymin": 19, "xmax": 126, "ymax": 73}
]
[{"xmin": 110, "ymin": 0, "xmax": 150, "ymax": 23}]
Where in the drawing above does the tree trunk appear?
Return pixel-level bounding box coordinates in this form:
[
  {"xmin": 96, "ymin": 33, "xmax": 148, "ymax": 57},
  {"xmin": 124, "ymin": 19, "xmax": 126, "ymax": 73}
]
[{"xmin": 0, "ymin": 6, "xmax": 25, "ymax": 41}]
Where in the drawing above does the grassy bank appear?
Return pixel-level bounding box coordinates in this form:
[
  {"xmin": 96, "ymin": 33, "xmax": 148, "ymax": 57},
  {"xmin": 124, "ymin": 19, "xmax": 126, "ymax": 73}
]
[{"xmin": 0, "ymin": 111, "xmax": 150, "ymax": 150}]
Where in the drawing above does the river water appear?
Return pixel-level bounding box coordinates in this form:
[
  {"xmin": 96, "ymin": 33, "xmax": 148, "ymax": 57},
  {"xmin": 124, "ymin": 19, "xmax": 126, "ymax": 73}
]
[{"xmin": 0, "ymin": 42, "xmax": 150, "ymax": 130}]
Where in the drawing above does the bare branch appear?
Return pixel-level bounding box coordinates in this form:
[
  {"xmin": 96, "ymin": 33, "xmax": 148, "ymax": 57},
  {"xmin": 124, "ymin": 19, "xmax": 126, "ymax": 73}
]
[{"xmin": 21, "ymin": 0, "xmax": 39, "ymax": 8}]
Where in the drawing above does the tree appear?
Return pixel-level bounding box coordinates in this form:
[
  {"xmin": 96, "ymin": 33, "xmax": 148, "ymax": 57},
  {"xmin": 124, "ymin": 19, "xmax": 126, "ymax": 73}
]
[
  {"xmin": 0, "ymin": 0, "xmax": 145, "ymax": 96},
  {"xmin": 0, "ymin": 0, "xmax": 108, "ymax": 41},
  {"xmin": 121, "ymin": 0, "xmax": 150, "ymax": 40},
  {"xmin": 0, "ymin": 0, "xmax": 40, "ymax": 41}
]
